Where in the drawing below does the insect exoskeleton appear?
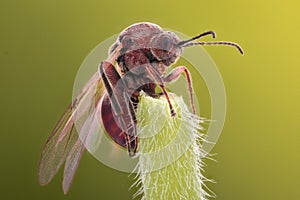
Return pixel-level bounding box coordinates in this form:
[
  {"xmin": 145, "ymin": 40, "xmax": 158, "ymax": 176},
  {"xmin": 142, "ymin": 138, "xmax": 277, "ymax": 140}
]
[{"xmin": 38, "ymin": 22, "xmax": 243, "ymax": 194}]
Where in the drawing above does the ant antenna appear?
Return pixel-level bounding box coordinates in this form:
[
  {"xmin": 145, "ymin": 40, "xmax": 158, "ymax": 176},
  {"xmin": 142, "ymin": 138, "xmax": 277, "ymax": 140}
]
[
  {"xmin": 177, "ymin": 31, "xmax": 244, "ymax": 55},
  {"xmin": 183, "ymin": 41, "xmax": 244, "ymax": 55},
  {"xmin": 176, "ymin": 31, "xmax": 216, "ymax": 46}
]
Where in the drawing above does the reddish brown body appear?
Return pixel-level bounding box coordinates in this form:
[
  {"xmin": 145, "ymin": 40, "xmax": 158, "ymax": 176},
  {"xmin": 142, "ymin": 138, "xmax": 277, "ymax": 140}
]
[
  {"xmin": 99, "ymin": 22, "xmax": 244, "ymax": 155},
  {"xmin": 99, "ymin": 22, "xmax": 188, "ymax": 155}
]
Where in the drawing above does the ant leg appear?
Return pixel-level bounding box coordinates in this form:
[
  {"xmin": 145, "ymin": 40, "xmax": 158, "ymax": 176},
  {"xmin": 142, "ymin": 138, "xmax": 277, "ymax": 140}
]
[
  {"xmin": 124, "ymin": 134, "xmax": 138, "ymax": 156},
  {"xmin": 144, "ymin": 65, "xmax": 176, "ymax": 117},
  {"xmin": 99, "ymin": 61, "xmax": 137, "ymax": 155},
  {"xmin": 163, "ymin": 66, "xmax": 195, "ymax": 114},
  {"xmin": 159, "ymin": 84, "xmax": 176, "ymax": 116}
]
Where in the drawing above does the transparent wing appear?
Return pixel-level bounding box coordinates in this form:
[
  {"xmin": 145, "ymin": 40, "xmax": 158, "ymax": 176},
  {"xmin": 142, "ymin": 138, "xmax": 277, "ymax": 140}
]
[
  {"xmin": 62, "ymin": 137, "xmax": 85, "ymax": 194},
  {"xmin": 62, "ymin": 91, "xmax": 105, "ymax": 194},
  {"xmin": 38, "ymin": 105, "xmax": 75, "ymax": 186},
  {"xmin": 38, "ymin": 72, "xmax": 105, "ymax": 189}
]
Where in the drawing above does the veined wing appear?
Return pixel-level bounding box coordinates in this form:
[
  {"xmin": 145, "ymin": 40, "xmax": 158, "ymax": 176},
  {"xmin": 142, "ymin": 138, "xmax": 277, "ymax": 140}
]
[
  {"xmin": 38, "ymin": 72, "xmax": 105, "ymax": 192},
  {"xmin": 62, "ymin": 90, "xmax": 106, "ymax": 194},
  {"xmin": 62, "ymin": 135, "xmax": 85, "ymax": 194}
]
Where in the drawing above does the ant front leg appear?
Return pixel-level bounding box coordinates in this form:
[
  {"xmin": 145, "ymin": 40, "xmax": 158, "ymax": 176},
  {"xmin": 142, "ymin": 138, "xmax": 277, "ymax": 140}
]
[
  {"xmin": 163, "ymin": 66, "xmax": 195, "ymax": 114},
  {"xmin": 145, "ymin": 64, "xmax": 176, "ymax": 117},
  {"xmin": 99, "ymin": 61, "xmax": 137, "ymax": 156}
]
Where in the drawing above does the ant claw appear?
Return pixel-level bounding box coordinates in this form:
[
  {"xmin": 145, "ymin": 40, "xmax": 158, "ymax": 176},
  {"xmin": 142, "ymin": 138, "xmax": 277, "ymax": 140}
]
[{"xmin": 171, "ymin": 109, "xmax": 176, "ymax": 117}]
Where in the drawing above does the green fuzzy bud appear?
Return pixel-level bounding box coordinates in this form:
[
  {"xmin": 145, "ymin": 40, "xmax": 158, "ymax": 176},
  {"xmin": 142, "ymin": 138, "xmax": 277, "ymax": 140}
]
[{"xmin": 133, "ymin": 93, "xmax": 212, "ymax": 200}]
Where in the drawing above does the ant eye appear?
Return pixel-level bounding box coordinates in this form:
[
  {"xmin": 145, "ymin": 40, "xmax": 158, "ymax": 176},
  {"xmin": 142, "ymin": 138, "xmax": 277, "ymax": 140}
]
[
  {"xmin": 161, "ymin": 36, "xmax": 171, "ymax": 51},
  {"xmin": 150, "ymin": 33, "xmax": 176, "ymax": 64}
]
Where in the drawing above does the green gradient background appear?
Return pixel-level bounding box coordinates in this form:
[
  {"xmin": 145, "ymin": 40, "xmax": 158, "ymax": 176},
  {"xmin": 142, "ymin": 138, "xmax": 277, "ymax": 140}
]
[{"xmin": 0, "ymin": 0, "xmax": 299, "ymax": 199}]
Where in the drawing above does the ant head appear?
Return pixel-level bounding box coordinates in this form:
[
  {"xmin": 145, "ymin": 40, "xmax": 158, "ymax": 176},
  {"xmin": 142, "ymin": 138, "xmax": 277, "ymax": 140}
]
[{"xmin": 150, "ymin": 31, "xmax": 183, "ymax": 66}]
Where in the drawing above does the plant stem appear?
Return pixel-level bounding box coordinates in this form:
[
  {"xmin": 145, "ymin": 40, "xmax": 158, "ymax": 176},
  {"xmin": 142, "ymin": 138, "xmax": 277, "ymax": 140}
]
[{"xmin": 134, "ymin": 93, "xmax": 211, "ymax": 200}]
